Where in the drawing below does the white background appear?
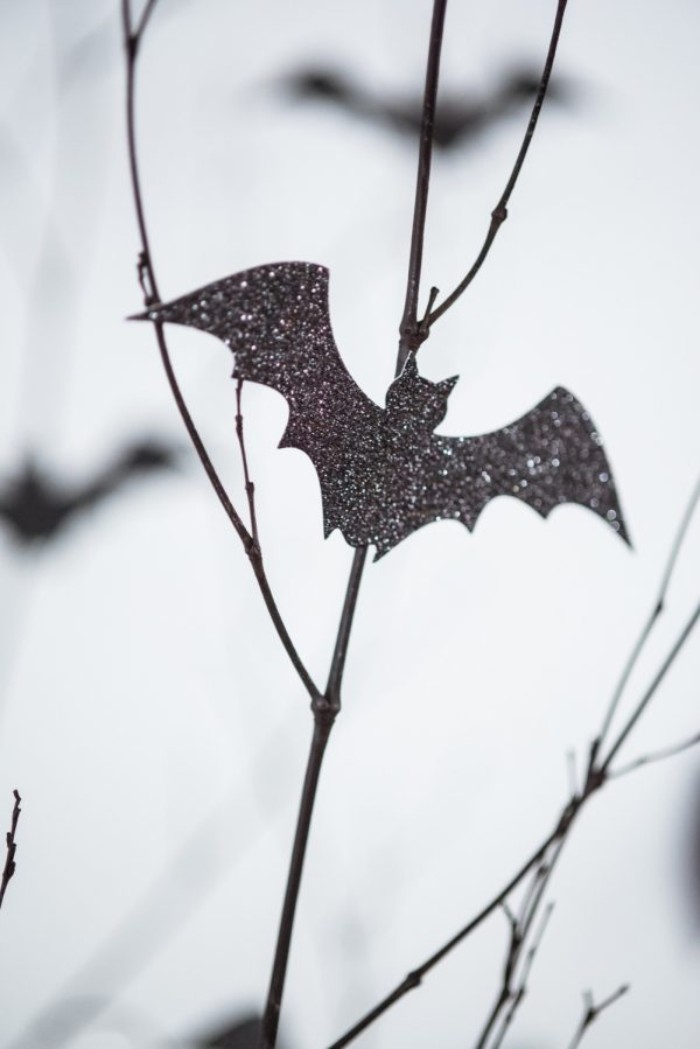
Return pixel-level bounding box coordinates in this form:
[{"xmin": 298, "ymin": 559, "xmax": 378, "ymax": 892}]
[{"xmin": 0, "ymin": 1, "xmax": 699, "ymax": 1047}]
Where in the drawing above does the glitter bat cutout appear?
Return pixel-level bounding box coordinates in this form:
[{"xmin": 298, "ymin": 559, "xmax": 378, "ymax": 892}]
[{"xmin": 137, "ymin": 261, "xmax": 628, "ymax": 559}]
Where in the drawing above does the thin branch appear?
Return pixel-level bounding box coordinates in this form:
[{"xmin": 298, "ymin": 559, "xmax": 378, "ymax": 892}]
[
  {"xmin": 0, "ymin": 790, "xmax": 22, "ymax": 911},
  {"xmin": 235, "ymin": 379, "xmax": 260, "ymax": 548},
  {"xmin": 428, "ymin": 0, "xmax": 569, "ymax": 327},
  {"xmin": 397, "ymin": 0, "xmax": 448, "ymax": 366},
  {"xmin": 595, "ymin": 476, "xmax": 700, "ymax": 755},
  {"xmin": 121, "ymin": 0, "xmax": 320, "ymax": 704},
  {"xmin": 135, "ymin": 0, "xmax": 160, "ymax": 40},
  {"xmin": 608, "ymin": 729, "xmax": 700, "ymax": 780},
  {"xmin": 566, "ymin": 984, "xmax": 629, "ymax": 1049},
  {"xmin": 259, "ymin": 713, "xmax": 335, "ymax": 1049},
  {"xmin": 489, "ymin": 903, "xmax": 555, "ymax": 1049},
  {"xmin": 260, "ymin": 5, "xmax": 451, "ymax": 1045},
  {"xmin": 472, "ymin": 906, "xmax": 522, "ymax": 1049},
  {"xmin": 476, "ymin": 841, "xmax": 561, "ymax": 1049},
  {"xmin": 601, "ymin": 601, "xmax": 700, "ymax": 772},
  {"xmin": 325, "ymin": 547, "xmax": 368, "ymax": 709},
  {"xmin": 325, "ymin": 795, "xmax": 585, "ymax": 1049}
]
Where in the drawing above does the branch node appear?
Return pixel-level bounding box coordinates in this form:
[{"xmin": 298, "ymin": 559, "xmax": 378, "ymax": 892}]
[{"xmin": 405, "ymin": 969, "xmax": 422, "ymax": 992}]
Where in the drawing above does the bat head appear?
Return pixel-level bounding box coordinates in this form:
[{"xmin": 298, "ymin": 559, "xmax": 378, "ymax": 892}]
[{"xmin": 385, "ymin": 354, "xmax": 458, "ymax": 434}]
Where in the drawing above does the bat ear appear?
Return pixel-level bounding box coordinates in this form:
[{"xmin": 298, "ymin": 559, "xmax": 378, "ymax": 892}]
[{"xmin": 438, "ymin": 375, "xmax": 459, "ymax": 396}]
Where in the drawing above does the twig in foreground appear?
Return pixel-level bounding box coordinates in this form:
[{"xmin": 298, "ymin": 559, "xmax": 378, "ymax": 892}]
[
  {"xmin": 566, "ymin": 984, "xmax": 629, "ymax": 1049},
  {"xmin": 0, "ymin": 790, "xmax": 22, "ymax": 911}
]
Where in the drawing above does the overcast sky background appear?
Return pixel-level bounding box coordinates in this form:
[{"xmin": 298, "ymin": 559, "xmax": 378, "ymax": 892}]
[{"xmin": 0, "ymin": 1, "xmax": 699, "ymax": 1047}]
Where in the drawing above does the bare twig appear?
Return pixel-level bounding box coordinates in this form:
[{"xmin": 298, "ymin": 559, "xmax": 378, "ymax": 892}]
[
  {"xmin": 0, "ymin": 790, "xmax": 21, "ymax": 911},
  {"xmin": 601, "ymin": 601, "xmax": 700, "ymax": 773},
  {"xmin": 397, "ymin": 0, "xmax": 448, "ymax": 366},
  {"xmin": 566, "ymin": 984, "xmax": 629, "ymax": 1049},
  {"xmin": 473, "ymin": 904, "xmax": 522, "ymax": 1049},
  {"xmin": 475, "ymin": 840, "xmax": 561, "ymax": 1049},
  {"xmin": 121, "ymin": 0, "xmax": 320, "ymax": 704},
  {"xmin": 427, "ymin": 0, "xmax": 569, "ymax": 327},
  {"xmin": 135, "ymin": 0, "xmax": 160, "ymax": 40},
  {"xmin": 235, "ymin": 379, "xmax": 260, "ymax": 548},
  {"xmin": 594, "ymin": 477, "xmax": 700, "ymax": 758},
  {"xmin": 489, "ymin": 903, "xmax": 555, "ymax": 1049},
  {"xmin": 609, "ymin": 730, "xmax": 700, "ymax": 779}
]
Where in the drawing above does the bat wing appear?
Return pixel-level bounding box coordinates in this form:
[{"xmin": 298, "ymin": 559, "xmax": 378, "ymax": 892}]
[
  {"xmin": 134, "ymin": 262, "xmax": 384, "ymax": 537},
  {"xmin": 370, "ymin": 385, "xmax": 627, "ymax": 557}
]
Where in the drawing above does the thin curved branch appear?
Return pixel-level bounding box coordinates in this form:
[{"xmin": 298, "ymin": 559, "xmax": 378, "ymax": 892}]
[
  {"xmin": 608, "ymin": 730, "xmax": 700, "ymax": 779},
  {"xmin": 325, "ymin": 547, "xmax": 368, "ymax": 708},
  {"xmin": 427, "ymin": 0, "xmax": 569, "ymax": 327},
  {"xmin": 235, "ymin": 379, "xmax": 260, "ymax": 548},
  {"xmin": 595, "ymin": 476, "xmax": 700, "ymax": 754},
  {"xmin": 601, "ymin": 601, "xmax": 700, "ymax": 773},
  {"xmin": 121, "ymin": 1, "xmax": 320, "ymax": 704}
]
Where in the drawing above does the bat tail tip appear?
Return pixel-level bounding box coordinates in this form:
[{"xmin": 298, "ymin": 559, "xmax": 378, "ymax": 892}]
[{"xmin": 617, "ymin": 520, "xmax": 633, "ymax": 549}]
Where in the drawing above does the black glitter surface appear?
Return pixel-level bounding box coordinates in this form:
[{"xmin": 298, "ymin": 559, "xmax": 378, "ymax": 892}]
[{"xmin": 138, "ymin": 261, "xmax": 628, "ymax": 558}]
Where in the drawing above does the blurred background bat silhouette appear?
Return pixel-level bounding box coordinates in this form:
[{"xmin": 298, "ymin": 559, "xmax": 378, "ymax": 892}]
[
  {"xmin": 0, "ymin": 439, "xmax": 180, "ymax": 546},
  {"xmin": 281, "ymin": 64, "xmax": 576, "ymax": 150},
  {"xmin": 138, "ymin": 262, "xmax": 627, "ymax": 559}
]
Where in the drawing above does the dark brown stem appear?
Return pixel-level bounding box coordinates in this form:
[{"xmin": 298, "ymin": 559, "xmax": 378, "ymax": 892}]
[
  {"xmin": 259, "ymin": 712, "xmax": 336, "ymax": 1049},
  {"xmin": 566, "ymin": 985, "xmax": 629, "ymax": 1049},
  {"xmin": 259, "ymin": 6, "xmax": 452, "ymax": 1043},
  {"xmin": 428, "ymin": 0, "xmax": 569, "ymax": 327},
  {"xmin": 325, "ymin": 546, "xmax": 368, "ymax": 709},
  {"xmin": 473, "ymin": 910, "xmax": 521, "ymax": 1049},
  {"xmin": 121, "ymin": 0, "xmax": 320, "ymax": 704},
  {"xmin": 601, "ymin": 601, "xmax": 700, "ymax": 773},
  {"xmin": 135, "ymin": 0, "xmax": 160, "ymax": 39},
  {"xmin": 474, "ymin": 832, "xmax": 562, "ymax": 1049},
  {"xmin": 255, "ymin": 548, "xmax": 366, "ymax": 1048},
  {"xmin": 595, "ymin": 476, "xmax": 700, "ymax": 753},
  {"xmin": 489, "ymin": 903, "xmax": 555, "ymax": 1049},
  {"xmin": 235, "ymin": 379, "xmax": 260, "ymax": 548},
  {"xmin": 0, "ymin": 790, "xmax": 21, "ymax": 911},
  {"xmin": 397, "ymin": 0, "xmax": 448, "ymax": 369}
]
